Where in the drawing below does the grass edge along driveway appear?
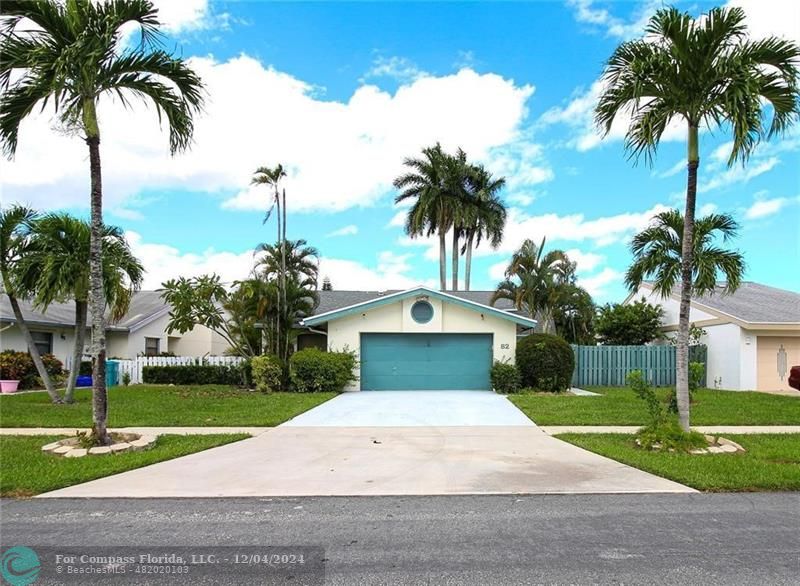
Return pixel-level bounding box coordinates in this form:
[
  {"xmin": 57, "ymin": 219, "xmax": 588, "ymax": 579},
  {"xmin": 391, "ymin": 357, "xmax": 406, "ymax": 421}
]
[
  {"xmin": 0, "ymin": 386, "xmax": 336, "ymax": 428},
  {"xmin": 557, "ymin": 433, "xmax": 800, "ymax": 492},
  {"xmin": 510, "ymin": 388, "xmax": 800, "ymax": 426},
  {"xmin": 0, "ymin": 434, "xmax": 249, "ymax": 497}
]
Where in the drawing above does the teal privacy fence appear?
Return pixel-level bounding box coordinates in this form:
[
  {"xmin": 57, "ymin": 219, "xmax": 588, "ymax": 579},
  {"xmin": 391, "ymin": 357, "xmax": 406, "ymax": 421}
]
[{"xmin": 570, "ymin": 345, "xmax": 707, "ymax": 387}]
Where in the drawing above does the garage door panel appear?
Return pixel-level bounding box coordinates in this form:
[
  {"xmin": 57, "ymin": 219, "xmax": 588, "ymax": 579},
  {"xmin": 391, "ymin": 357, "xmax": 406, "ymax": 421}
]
[{"xmin": 361, "ymin": 333, "xmax": 492, "ymax": 391}]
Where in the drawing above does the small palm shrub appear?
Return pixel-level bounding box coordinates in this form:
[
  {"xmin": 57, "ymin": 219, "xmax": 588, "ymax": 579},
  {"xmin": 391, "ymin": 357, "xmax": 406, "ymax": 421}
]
[
  {"xmin": 515, "ymin": 334, "xmax": 574, "ymax": 392},
  {"xmin": 251, "ymin": 355, "xmax": 283, "ymax": 393},
  {"xmin": 289, "ymin": 348, "xmax": 357, "ymax": 393},
  {"xmin": 491, "ymin": 361, "xmax": 521, "ymax": 394}
]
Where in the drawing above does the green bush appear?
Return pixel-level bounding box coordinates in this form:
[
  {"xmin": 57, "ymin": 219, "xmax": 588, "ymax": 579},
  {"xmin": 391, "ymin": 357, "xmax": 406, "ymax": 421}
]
[
  {"xmin": 0, "ymin": 350, "xmax": 64, "ymax": 390},
  {"xmin": 142, "ymin": 363, "xmax": 247, "ymax": 386},
  {"xmin": 668, "ymin": 362, "xmax": 705, "ymax": 413},
  {"xmin": 78, "ymin": 360, "xmax": 93, "ymax": 376},
  {"xmin": 289, "ymin": 348, "xmax": 357, "ymax": 393},
  {"xmin": 490, "ymin": 361, "xmax": 521, "ymax": 394},
  {"xmin": 627, "ymin": 370, "xmax": 666, "ymax": 427},
  {"xmin": 515, "ymin": 334, "xmax": 574, "ymax": 392},
  {"xmin": 251, "ymin": 355, "xmax": 283, "ymax": 393}
]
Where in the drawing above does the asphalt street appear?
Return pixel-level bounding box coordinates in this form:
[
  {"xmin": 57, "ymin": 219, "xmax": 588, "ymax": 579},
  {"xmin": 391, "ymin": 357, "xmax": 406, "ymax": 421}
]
[{"xmin": 2, "ymin": 493, "xmax": 799, "ymax": 585}]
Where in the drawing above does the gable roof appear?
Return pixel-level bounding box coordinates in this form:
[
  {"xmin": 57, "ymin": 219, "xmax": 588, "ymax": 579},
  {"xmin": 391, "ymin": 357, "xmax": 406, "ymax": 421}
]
[
  {"xmin": 640, "ymin": 281, "xmax": 800, "ymax": 325},
  {"xmin": 303, "ymin": 286, "xmax": 538, "ymax": 328},
  {"xmin": 0, "ymin": 291, "xmax": 169, "ymax": 332}
]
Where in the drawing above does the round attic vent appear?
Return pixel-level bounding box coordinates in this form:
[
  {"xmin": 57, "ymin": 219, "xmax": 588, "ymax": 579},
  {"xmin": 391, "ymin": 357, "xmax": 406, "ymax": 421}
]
[{"xmin": 411, "ymin": 300, "xmax": 434, "ymax": 324}]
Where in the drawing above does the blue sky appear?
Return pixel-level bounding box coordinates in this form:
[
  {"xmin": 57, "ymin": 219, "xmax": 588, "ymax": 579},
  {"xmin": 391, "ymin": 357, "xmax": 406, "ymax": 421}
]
[{"xmin": 3, "ymin": 0, "xmax": 799, "ymax": 302}]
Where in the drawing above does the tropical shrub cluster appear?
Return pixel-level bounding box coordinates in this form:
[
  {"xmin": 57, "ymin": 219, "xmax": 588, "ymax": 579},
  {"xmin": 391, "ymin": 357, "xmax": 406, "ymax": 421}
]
[
  {"xmin": 595, "ymin": 299, "xmax": 664, "ymax": 345},
  {"xmin": 251, "ymin": 355, "xmax": 284, "ymax": 393},
  {"xmin": 515, "ymin": 334, "xmax": 574, "ymax": 392},
  {"xmin": 490, "ymin": 361, "xmax": 521, "ymax": 394},
  {"xmin": 142, "ymin": 363, "xmax": 249, "ymax": 386},
  {"xmin": 0, "ymin": 350, "xmax": 65, "ymax": 390},
  {"xmin": 289, "ymin": 348, "xmax": 357, "ymax": 393}
]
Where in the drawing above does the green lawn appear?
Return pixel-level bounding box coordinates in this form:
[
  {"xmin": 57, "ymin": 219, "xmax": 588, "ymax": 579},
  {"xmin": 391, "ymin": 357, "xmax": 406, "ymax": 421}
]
[
  {"xmin": 558, "ymin": 433, "xmax": 800, "ymax": 491},
  {"xmin": 0, "ymin": 386, "xmax": 336, "ymax": 428},
  {"xmin": 0, "ymin": 434, "xmax": 248, "ymax": 497},
  {"xmin": 510, "ymin": 388, "xmax": 800, "ymax": 425}
]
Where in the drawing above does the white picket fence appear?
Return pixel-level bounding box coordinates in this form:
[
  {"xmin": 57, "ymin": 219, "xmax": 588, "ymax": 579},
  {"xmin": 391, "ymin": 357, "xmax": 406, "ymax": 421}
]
[{"xmin": 115, "ymin": 356, "xmax": 246, "ymax": 385}]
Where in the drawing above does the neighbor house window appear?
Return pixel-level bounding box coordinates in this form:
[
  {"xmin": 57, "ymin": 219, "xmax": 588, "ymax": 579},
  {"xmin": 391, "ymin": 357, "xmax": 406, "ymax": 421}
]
[
  {"xmin": 144, "ymin": 337, "xmax": 160, "ymax": 356},
  {"xmin": 31, "ymin": 331, "xmax": 53, "ymax": 355}
]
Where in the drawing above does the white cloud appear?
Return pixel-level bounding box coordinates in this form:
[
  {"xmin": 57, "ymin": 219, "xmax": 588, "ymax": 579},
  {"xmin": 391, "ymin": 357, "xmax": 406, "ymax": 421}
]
[
  {"xmin": 386, "ymin": 210, "xmax": 407, "ymax": 228},
  {"xmin": 320, "ymin": 252, "xmax": 436, "ymax": 291},
  {"xmin": 567, "ymin": 0, "xmax": 660, "ymax": 39},
  {"xmin": 698, "ymin": 203, "xmax": 719, "ymax": 216},
  {"xmin": 699, "ymin": 157, "xmax": 780, "ymax": 193},
  {"xmin": 361, "ymin": 55, "xmax": 427, "ymax": 83},
  {"xmin": 744, "ymin": 196, "xmax": 788, "ymax": 220},
  {"xmin": 564, "ymin": 248, "xmax": 604, "ymax": 272},
  {"xmin": 327, "ymin": 224, "xmax": 359, "ymax": 237},
  {"xmin": 656, "ymin": 160, "xmax": 685, "ymax": 179},
  {"xmin": 154, "ymin": 0, "xmax": 210, "ymax": 32},
  {"xmin": 2, "ymin": 57, "xmax": 535, "ymax": 216},
  {"xmin": 506, "ymin": 193, "xmax": 537, "ymax": 206},
  {"xmin": 726, "ymin": 0, "xmax": 800, "ymax": 45},
  {"xmin": 577, "ymin": 268, "xmax": 624, "ymax": 298}
]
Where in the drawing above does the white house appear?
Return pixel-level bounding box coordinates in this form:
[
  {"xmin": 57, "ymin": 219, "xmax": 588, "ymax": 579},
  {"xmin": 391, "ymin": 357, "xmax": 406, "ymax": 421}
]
[
  {"xmin": 0, "ymin": 291, "xmax": 231, "ymax": 366},
  {"xmin": 626, "ymin": 282, "xmax": 800, "ymax": 392},
  {"xmin": 298, "ymin": 286, "xmax": 536, "ymax": 391}
]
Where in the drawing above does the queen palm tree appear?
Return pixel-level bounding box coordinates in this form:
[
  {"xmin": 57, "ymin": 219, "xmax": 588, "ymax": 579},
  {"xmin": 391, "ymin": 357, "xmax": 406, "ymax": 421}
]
[
  {"xmin": 626, "ymin": 209, "xmax": 745, "ymax": 303},
  {"xmin": 595, "ymin": 5, "xmax": 799, "ymax": 431},
  {"xmin": 19, "ymin": 214, "xmax": 144, "ymax": 402},
  {"xmin": 462, "ymin": 165, "xmax": 507, "ymax": 291},
  {"xmin": 0, "ymin": 205, "xmax": 60, "ymax": 402},
  {"xmin": 394, "ymin": 144, "xmax": 452, "ymax": 290},
  {"xmin": 0, "ymin": 0, "xmax": 205, "ymax": 443},
  {"xmin": 491, "ymin": 238, "xmax": 572, "ymax": 333}
]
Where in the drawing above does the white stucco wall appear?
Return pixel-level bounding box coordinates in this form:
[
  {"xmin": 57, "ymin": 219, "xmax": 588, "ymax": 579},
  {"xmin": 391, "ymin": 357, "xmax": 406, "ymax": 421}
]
[
  {"xmin": 0, "ymin": 324, "xmax": 80, "ymax": 366},
  {"xmin": 700, "ymin": 323, "xmax": 744, "ymax": 390},
  {"xmin": 326, "ymin": 296, "xmax": 519, "ymax": 391},
  {"xmin": 630, "ymin": 285, "xmax": 716, "ymax": 326}
]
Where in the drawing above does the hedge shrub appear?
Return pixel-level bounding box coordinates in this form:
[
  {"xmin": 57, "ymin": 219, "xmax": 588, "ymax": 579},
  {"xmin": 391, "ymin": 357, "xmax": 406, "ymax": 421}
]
[
  {"xmin": 0, "ymin": 350, "xmax": 65, "ymax": 389},
  {"xmin": 289, "ymin": 348, "xmax": 357, "ymax": 393},
  {"xmin": 515, "ymin": 333, "xmax": 574, "ymax": 392},
  {"xmin": 251, "ymin": 355, "xmax": 284, "ymax": 393},
  {"xmin": 490, "ymin": 361, "xmax": 521, "ymax": 394},
  {"xmin": 142, "ymin": 362, "xmax": 249, "ymax": 386}
]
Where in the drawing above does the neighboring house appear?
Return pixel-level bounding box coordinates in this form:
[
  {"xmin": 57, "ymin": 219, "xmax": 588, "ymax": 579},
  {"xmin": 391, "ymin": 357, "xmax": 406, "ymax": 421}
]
[
  {"xmin": 626, "ymin": 282, "xmax": 800, "ymax": 392},
  {"xmin": 0, "ymin": 291, "xmax": 230, "ymax": 366},
  {"xmin": 298, "ymin": 286, "xmax": 536, "ymax": 391}
]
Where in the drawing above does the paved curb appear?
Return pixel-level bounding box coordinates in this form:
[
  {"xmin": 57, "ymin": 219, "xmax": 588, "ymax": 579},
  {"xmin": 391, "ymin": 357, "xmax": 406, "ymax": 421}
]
[{"xmin": 541, "ymin": 425, "xmax": 800, "ymax": 435}]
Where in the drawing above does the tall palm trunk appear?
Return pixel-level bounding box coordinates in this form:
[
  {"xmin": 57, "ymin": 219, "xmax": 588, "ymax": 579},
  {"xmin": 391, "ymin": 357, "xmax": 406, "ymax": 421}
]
[
  {"xmin": 676, "ymin": 124, "xmax": 699, "ymax": 432},
  {"xmin": 281, "ymin": 187, "xmax": 288, "ymax": 361},
  {"xmin": 273, "ymin": 188, "xmax": 281, "ymax": 357},
  {"xmin": 451, "ymin": 228, "xmax": 459, "ymax": 291},
  {"xmin": 438, "ymin": 230, "xmax": 446, "ymax": 291},
  {"xmin": 464, "ymin": 231, "xmax": 475, "ymax": 291},
  {"xmin": 84, "ymin": 100, "xmax": 110, "ymax": 445},
  {"xmin": 64, "ymin": 299, "xmax": 87, "ymax": 403},
  {"xmin": 7, "ymin": 294, "xmax": 60, "ymax": 403}
]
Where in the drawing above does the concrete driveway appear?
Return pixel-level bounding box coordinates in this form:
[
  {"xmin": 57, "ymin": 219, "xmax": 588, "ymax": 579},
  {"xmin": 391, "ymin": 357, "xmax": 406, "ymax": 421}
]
[{"xmin": 41, "ymin": 391, "xmax": 693, "ymax": 497}]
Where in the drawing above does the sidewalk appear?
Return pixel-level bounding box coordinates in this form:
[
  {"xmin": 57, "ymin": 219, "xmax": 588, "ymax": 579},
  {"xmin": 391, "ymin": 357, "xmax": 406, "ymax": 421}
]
[{"xmin": 540, "ymin": 425, "xmax": 800, "ymax": 435}]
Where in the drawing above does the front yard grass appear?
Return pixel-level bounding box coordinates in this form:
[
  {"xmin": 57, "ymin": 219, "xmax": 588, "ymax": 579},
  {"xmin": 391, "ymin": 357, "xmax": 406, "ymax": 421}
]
[
  {"xmin": 557, "ymin": 433, "xmax": 800, "ymax": 491},
  {"xmin": 0, "ymin": 386, "xmax": 336, "ymax": 428},
  {"xmin": 510, "ymin": 388, "xmax": 800, "ymax": 425},
  {"xmin": 0, "ymin": 434, "xmax": 248, "ymax": 497}
]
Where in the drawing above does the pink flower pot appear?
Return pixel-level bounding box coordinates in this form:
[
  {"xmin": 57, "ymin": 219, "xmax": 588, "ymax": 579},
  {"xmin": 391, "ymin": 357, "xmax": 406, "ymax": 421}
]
[{"xmin": 0, "ymin": 380, "xmax": 20, "ymax": 393}]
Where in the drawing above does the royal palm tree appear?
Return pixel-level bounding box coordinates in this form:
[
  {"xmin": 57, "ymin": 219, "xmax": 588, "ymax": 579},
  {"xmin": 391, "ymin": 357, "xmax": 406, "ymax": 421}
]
[
  {"xmin": 0, "ymin": 0, "xmax": 205, "ymax": 443},
  {"xmin": 595, "ymin": 5, "xmax": 799, "ymax": 430},
  {"xmin": 251, "ymin": 164, "xmax": 288, "ymax": 353},
  {"xmin": 462, "ymin": 165, "xmax": 507, "ymax": 291},
  {"xmin": 19, "ymin": 214, "xmax": 143, "ymax": 402},
  {"xmin": 626, "ymin": 209, "xmax": 745, "ymax": 304},
  {"xmin": 0, "ymin": 205, "xmax": 60, "ymax": 402},
  {"xmin": 491, "ymin": 238, "xmax": 572, "ymax": 333},
  {"xmin": 442, "ymin": 148, "xmax": 470, "ymax": 290},
  {"xmin": 394, "ymin": 143, "xmax": 453, "ymax": 290}
]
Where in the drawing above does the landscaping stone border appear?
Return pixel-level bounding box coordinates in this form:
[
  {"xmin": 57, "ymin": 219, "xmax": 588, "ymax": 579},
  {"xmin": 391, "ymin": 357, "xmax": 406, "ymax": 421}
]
[
  {"xmin": 690, "ymin": 435, "xmax": 746, "ymax": 455},
  {"xmin": 41, "ymin": 432, "xmax": 156, "ymax": 458}
]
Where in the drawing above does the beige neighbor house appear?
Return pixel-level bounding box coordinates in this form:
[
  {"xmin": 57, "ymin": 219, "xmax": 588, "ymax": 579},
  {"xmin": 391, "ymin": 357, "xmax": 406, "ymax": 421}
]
[
  {"xmin": 297, "ymin": 286, "xmax": 537, "ymax": 392},
  {"xmin": 626, "ymin": 281, "xmax": 800, "ymax": 392},
  {"xmin": 0, "ymin": 291, "xmax": 230, "ymax": 366}
]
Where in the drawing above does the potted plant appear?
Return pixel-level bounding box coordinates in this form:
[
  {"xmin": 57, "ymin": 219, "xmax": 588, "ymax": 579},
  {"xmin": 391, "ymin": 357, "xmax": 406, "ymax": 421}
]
[{"xmin": 0, "ymin": 353, "xmax": 22, "ymax": 393}]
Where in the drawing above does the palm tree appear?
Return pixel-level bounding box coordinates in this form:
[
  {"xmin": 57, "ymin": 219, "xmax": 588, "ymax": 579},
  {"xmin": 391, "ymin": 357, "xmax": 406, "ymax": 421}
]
[
  {"xmin": 626, "ymin": 209, "xmax": 745, "ymax": 304},
  {"xmin": 394, "ymin": 144, "xmax": 453, "ymax": 290},
  {"xmin": 462, "ymin": 164, "xmax": 507, "ymax": 291},
  {"xmin": 595, "ymin": 5, "xmax": 799, "ymax": 431},
  {"xmin": 553, "ymin": 284, "xmax": 595, "ymax": 344},
  {"xmin": 0, "ymin": 0, "xmax": 205, "ymax": 443},
  {"xmin": 252, "ymin": 164, "xmax": 288, "ymax": 354},
  {"xmin": 491, "ymin": 238, "xmax": 572, "ymax": 333},
  {"xmin": 19, "ymin": 214, "xmax": 143, "ymax": 402},
  {"xmin": 442, "ymin": 148, "xmax": 470, "ymax": 290},
  {"xmin": 255, "ymin": 239, "xmax": 319, "ymax": 285},
  {"xmin": 0, "ymin": 205, "xmax": 60, "ymax": 403}
]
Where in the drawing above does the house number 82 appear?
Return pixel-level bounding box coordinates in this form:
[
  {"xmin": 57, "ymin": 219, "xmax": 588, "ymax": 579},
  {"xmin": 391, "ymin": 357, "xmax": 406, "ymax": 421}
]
[{"xmin": 500, "ymin": 344, "xmax": 510, "ymax": 349}]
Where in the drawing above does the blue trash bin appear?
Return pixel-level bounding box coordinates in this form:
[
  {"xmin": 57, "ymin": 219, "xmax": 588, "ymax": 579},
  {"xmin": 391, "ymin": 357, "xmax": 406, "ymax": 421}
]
[{"xmin": 76, "ymin": 375, "xmax": 92, "ymax": 387}]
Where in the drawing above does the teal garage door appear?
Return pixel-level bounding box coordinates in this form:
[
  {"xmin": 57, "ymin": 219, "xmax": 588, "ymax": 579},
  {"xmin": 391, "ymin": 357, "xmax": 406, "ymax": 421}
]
[{"xmin": 360, "ymin": 333, "xmax": 492, "ymax": 391}]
